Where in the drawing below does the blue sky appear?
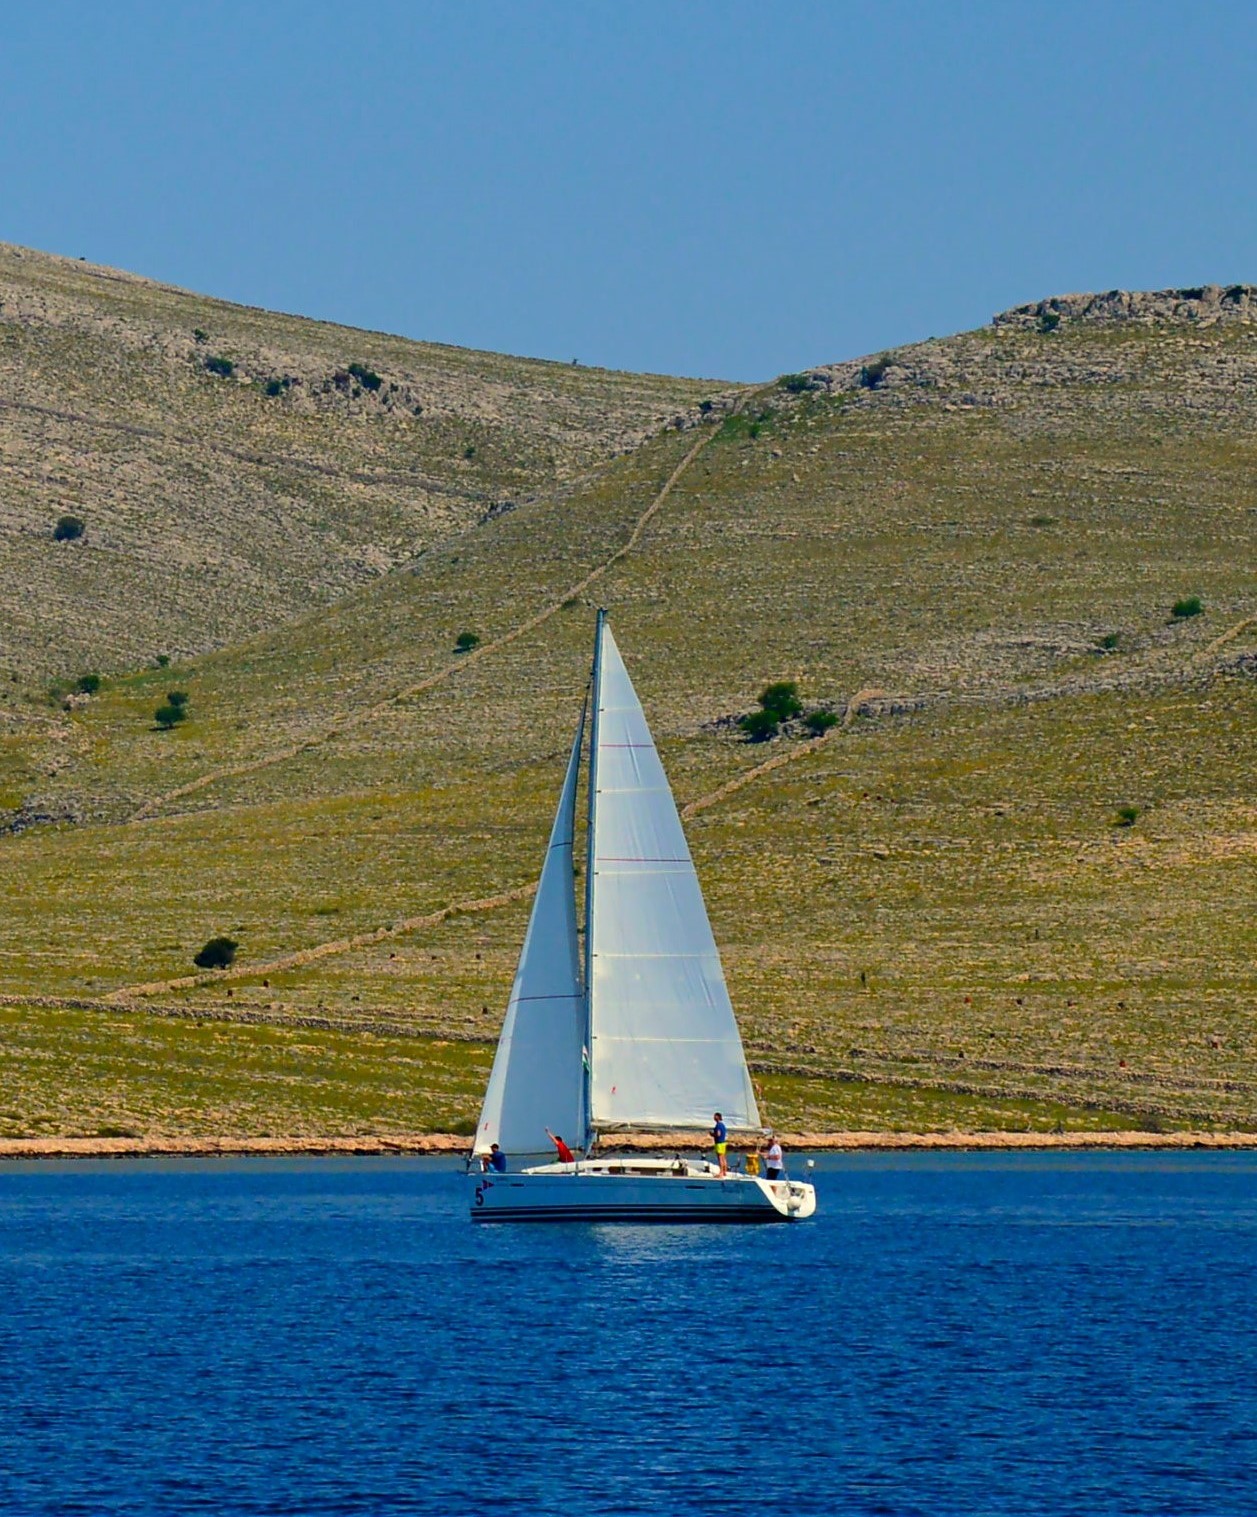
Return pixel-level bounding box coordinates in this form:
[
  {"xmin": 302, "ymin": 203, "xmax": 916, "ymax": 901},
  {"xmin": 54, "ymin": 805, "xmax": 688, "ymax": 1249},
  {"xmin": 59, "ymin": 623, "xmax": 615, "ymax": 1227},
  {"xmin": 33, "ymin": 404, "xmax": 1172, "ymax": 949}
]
[{"xmin": 3, "ymin": 1, "xmax": 1255, "ymax": 380}]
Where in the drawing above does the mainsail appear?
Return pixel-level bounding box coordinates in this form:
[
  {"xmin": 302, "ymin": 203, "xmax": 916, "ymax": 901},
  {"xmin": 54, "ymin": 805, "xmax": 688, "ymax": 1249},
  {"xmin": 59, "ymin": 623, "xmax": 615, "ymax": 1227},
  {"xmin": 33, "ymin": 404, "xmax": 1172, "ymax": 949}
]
[
  {"xmin": 473, "ymin": 710, "xmax": 587, "ymax": 1156},
  {"xmin": 585, "ymin": 617, "xmax": 761, "ymax": 1133}
]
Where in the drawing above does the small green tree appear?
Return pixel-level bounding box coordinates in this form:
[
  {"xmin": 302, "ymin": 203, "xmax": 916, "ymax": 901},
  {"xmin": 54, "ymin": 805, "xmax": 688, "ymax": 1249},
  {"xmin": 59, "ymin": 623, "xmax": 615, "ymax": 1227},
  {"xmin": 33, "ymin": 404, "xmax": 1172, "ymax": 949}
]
[
  {"xmin": 803, "ymin": 709, "xmax": 838, "ymax": 736},
  {"xmin": 455, "ymin": 631, "xmax": 480, "ymax": 653},
  {"xmin": 739, "ymin": 709, "xmax": 780, "ymax": 742},
  {"xmin": 193, "ymin": 936, "xmax": 238, "ymax": 970},
  {"xmin": 155, "ymin": 702, "xmax": 187, "ymax": 730},
  {"xmin": 167, "ymin": 690, "xmax": 189, "ymax": 708},
  {"xmin": 204, "ymin": 354, "xmax": 234, "ymax": 378},
  {"xmin": 1171, "ymin": 595, "xmax": 1203, "ymax": 619},
  {"xmin": 739, "ymin": 679, "xmax": 808, "ymax": 742},
  {"xmin": 76, "ymin": 673, "xmax": 102, "ymax": 695},
  {"xmin": 1114, "ymin": 804, "xmax": 1141, "ymax": 828},
  {"xmin": 54, "ymin": 514, "xmax": 85, "ymax": 541},
  {"xmin": 759, "ymin": 681, "xmax": 802, "ymax": 723}
]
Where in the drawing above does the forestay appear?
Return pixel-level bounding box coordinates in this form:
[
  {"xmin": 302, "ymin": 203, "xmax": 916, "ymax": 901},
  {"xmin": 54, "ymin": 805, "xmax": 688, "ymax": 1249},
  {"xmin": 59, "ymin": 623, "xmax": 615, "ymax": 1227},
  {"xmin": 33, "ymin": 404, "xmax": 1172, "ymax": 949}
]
[
  {"xmin": 473, "ymin": 711, "xmax": 587, "ymax": 1156},
  {"xmin": 586, "ymin": 621, "xmax": 760, "ymax": 1132}
]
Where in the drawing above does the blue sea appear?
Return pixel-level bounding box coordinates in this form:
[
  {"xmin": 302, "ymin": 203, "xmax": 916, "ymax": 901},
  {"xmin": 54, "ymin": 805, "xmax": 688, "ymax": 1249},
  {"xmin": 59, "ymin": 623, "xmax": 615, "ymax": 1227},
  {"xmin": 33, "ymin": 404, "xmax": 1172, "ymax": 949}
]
[{"xmin": 1, "ymin": 1153, "xmax": 1254, "ymax": 1516}]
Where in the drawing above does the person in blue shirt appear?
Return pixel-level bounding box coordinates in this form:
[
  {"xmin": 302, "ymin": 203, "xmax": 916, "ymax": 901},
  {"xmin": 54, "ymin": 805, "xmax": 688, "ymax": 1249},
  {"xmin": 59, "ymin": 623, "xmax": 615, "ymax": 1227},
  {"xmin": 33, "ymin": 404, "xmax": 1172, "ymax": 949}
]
[
  {"xmin": 483, "ymin": 1143, "xmax": 507, "ymax": 1173},
  {"xmin": 711, "ymin": 1113, "xmax": 728, "ymax": 1177}
]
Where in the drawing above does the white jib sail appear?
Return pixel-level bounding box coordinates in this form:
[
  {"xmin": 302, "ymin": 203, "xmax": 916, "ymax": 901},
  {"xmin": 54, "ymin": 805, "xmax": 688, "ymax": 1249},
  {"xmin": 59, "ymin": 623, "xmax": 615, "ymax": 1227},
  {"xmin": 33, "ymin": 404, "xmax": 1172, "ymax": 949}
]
[
  {"xmin": 587, "ymin": 622, "xmax": 760, "ymax": 1132},
  {"xmin": 473, "ymin": 712, "xmax": 587, "ymax": 1157}
]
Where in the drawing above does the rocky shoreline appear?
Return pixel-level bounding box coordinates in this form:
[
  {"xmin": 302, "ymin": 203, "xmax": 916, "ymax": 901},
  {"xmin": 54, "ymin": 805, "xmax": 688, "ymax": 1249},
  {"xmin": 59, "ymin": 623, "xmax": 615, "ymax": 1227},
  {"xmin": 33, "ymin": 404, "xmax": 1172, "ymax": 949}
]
[{"xmin": 3, "ymin": 1130, "xmax": 1256, "ymax": 1162}]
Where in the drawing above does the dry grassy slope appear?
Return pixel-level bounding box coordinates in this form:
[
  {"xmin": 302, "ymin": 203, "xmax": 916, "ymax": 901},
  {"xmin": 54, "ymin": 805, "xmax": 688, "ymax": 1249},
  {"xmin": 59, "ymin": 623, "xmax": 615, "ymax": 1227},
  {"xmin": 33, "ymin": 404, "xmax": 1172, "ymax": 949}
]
[
  {"xmin": 0, "ymin": 242, "xmax": 725, "ymax": 686},
  {"xmin": 2, "ymin": 289, "xmax": 1255, "ymax": 1138}
]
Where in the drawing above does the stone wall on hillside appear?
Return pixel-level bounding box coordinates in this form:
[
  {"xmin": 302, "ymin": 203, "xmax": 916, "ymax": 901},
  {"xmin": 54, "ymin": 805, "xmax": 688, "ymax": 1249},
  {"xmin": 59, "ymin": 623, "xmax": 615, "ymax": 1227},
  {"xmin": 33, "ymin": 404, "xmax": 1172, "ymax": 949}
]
[{"xmin": 994, "ymin": 285, "xmax": 1257, "ymax": 327}]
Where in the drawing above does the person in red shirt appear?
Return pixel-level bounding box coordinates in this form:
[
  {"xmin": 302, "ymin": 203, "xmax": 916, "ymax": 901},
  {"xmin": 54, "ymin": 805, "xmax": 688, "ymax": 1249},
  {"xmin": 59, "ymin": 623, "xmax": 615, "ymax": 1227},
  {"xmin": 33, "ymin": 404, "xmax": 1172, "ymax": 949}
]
[{"xmin": 545, "ymin": 1128, "xmax": 575, "ymax": 1163}]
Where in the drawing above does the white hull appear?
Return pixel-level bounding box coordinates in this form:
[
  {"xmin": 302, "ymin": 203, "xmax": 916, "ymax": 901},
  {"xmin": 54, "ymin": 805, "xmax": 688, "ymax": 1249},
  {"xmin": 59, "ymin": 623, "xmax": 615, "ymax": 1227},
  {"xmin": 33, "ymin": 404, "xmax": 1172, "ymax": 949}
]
[{"xmin": 470, "ymin": 1157, "xmax": 816, "ymax": 1223}]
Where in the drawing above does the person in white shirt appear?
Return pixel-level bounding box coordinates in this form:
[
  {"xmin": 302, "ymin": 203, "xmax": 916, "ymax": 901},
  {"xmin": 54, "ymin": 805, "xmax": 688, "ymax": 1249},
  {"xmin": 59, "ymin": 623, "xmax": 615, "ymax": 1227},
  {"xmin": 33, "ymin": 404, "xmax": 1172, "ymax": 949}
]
[{"xmin": 762, "ymin": 1134, "xmax": 784, "ymax": 1181}]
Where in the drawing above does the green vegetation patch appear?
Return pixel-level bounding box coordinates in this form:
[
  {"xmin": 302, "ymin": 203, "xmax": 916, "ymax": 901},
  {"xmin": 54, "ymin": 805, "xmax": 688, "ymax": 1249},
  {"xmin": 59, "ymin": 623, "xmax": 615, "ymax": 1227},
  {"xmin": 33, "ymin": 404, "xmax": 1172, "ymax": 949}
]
[
  {"xmin": 0, "ymin": 1005, "xmax": 491, "ymax": 1139},
  {"xmin": 755, "ymin": 1072, "xmax": 1154, "ymax": 1135}
]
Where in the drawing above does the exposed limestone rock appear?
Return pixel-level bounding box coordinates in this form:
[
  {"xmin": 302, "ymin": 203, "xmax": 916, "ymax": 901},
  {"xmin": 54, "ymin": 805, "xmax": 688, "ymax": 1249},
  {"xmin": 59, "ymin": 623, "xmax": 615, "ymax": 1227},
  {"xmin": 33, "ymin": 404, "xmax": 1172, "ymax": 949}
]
[
  {"xmin": 1, "ymin": 796, "xmax": 84, "ymax": 834},
  {"xmin": 772, "ymin": 284, "xmax": 1257, "ymax": 417},
  {"xmin": 994, "ymin": 285, "xmax": 1257, "ymax": 328}
]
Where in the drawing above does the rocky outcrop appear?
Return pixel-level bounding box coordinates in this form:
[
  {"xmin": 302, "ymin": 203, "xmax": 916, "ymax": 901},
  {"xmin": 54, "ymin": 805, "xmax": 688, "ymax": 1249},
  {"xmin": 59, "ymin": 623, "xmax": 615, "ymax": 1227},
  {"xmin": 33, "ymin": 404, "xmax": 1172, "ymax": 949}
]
[
  {"xmin": 994, "ymin": 285, "xmax": 1257, "ymax": 327},
  {"xmin": 0, "ymin": 796, "xmax": 84, "ymax": 835},
  {"xmin": 768, "ymin": 283, "xmax": 1257, "ymax": 415}
]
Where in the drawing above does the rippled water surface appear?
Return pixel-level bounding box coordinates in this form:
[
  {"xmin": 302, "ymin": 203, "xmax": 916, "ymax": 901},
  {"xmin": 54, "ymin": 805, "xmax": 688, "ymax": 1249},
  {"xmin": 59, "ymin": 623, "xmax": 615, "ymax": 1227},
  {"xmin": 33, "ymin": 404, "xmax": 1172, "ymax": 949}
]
[{"xmin": 2, "ymin": 1153, "xmax": 1255, "ymax": 1515}]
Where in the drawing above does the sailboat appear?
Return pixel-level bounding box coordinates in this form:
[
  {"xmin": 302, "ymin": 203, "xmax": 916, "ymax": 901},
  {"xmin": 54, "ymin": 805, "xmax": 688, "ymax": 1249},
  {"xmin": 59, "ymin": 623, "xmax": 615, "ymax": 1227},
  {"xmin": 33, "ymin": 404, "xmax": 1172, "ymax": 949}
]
[{"xmin": 469, "ymin": 611, "xmax": 816, "ymax": 1223}]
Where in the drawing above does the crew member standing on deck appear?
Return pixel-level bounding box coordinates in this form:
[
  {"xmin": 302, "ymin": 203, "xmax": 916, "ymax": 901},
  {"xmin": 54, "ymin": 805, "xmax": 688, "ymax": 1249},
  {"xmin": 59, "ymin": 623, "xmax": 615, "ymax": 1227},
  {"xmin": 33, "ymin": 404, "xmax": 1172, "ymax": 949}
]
[
  {"xmin": 712, "ymin": 1112, "xmax": 728, "ymax": 1177},
  {"xmin": 545, "ymin": 1128, "xmax": 575, "ymax": 1163},
  {"xmin": 762, "ymin": 1133, "xmax": 784, "ymax": 1181}
]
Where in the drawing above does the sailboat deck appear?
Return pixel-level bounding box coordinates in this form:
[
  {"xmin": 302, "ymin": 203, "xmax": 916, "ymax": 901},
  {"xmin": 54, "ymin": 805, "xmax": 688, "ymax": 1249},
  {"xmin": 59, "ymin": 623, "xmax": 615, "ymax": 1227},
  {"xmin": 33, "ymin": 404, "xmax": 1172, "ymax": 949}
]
[{"xmin": 522, "ymin": 1156, "xmax": 726, "ymax": 1178}]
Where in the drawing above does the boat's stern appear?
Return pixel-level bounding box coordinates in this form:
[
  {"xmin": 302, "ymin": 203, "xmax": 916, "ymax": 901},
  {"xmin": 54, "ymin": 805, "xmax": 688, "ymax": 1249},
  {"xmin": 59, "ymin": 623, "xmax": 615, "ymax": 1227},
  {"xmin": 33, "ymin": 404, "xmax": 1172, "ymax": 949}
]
[{"xmin": 756, "ymin": 1176, "xmax": 817, "ymax": 1220}]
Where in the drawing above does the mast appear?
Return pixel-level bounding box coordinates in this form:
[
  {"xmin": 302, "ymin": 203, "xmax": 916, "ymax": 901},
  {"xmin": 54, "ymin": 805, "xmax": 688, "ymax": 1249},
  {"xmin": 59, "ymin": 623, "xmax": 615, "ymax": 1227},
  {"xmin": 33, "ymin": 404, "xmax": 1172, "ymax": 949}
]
[{"xmin": 581, "ymin": 608, "xmax": 606, "ymax": 1154}]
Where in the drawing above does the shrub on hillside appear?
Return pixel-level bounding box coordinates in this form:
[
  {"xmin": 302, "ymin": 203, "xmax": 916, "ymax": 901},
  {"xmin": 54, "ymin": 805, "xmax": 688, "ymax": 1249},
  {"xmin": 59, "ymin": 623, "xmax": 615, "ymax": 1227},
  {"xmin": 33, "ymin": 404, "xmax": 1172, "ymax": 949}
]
[
  {"xmin": 347, "ymin": 362, "xmax": 382, "ymax": 391},
  {"xmin": 53, "ymin": 514, "xmax": 85, "ymax": 541},
  {"xmin": 803, "ymin": 709, "xmax": 838, "ymax": 736},
  {"xmin": 193, "ymin": 936, "xmax": 238, "ymax": 970},
  {"xmin": 738, "ymin": 679, "xmax": 807, "ymax": 742},
  {"xmin": 858, "ymin": 357, "xmax": 890, "ymax": 390},
  {"xmin": 738, "ymin": 709, "xmax": 780, "ymax": 743},
  {"xmin": 717, "ymin": 409, "xmax": 772, "ymax": 443},
  {"xmin": 154, "ymin": 702, "xmax": 187, "ymax": 730},
  {"xmin": 204, "ymin": 354, "xmax": 235, "ymax": 378},
  {"xmin": 759, "ymin": 681, "xmax": 802, "ymax": 723},
  {"xmin": 780, "ymin": 372, "xmax": 817, "ymax": 394},
  {"xmin": 454, "ymin": 631, "xmax": 480, "ymax": 653},
  {"xmin": 1171, "ymin": 595, "xmax": 1203, "ymax": 619},
  {"xmin": 76, "ymin": 673, "xmax": 102, "ymax": 695},
  {"xmin": 1113, "ymin": 804, "xmax": 1141, "ymax": 828},
  {"xmin": 167, "ymin": 690, "xmax": 189, "ymax": 708},
  {"xmin": 1037, "ymin": 312, "xmax": 1061, "ymax": 333}
]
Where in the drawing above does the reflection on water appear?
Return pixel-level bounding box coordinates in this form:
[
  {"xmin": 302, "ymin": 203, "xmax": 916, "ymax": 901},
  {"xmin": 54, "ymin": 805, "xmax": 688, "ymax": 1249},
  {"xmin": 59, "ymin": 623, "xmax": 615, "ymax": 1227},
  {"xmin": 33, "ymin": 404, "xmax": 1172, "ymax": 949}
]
[{"xmin": 2, "ymin": 1153, "xmax": 1255, "ymax": 1516}]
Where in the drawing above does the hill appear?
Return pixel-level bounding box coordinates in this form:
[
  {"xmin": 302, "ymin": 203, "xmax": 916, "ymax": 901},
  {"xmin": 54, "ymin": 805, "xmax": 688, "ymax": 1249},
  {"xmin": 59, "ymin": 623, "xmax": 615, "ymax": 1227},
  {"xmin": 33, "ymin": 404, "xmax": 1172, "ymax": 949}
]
[
  {"xmin": 1, "ymin": 270, "xmax": 1254, "ymax": 1144},
  {"xmin": 0, "ymin": 242, "xmax": 724, "ymax": 684}
]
